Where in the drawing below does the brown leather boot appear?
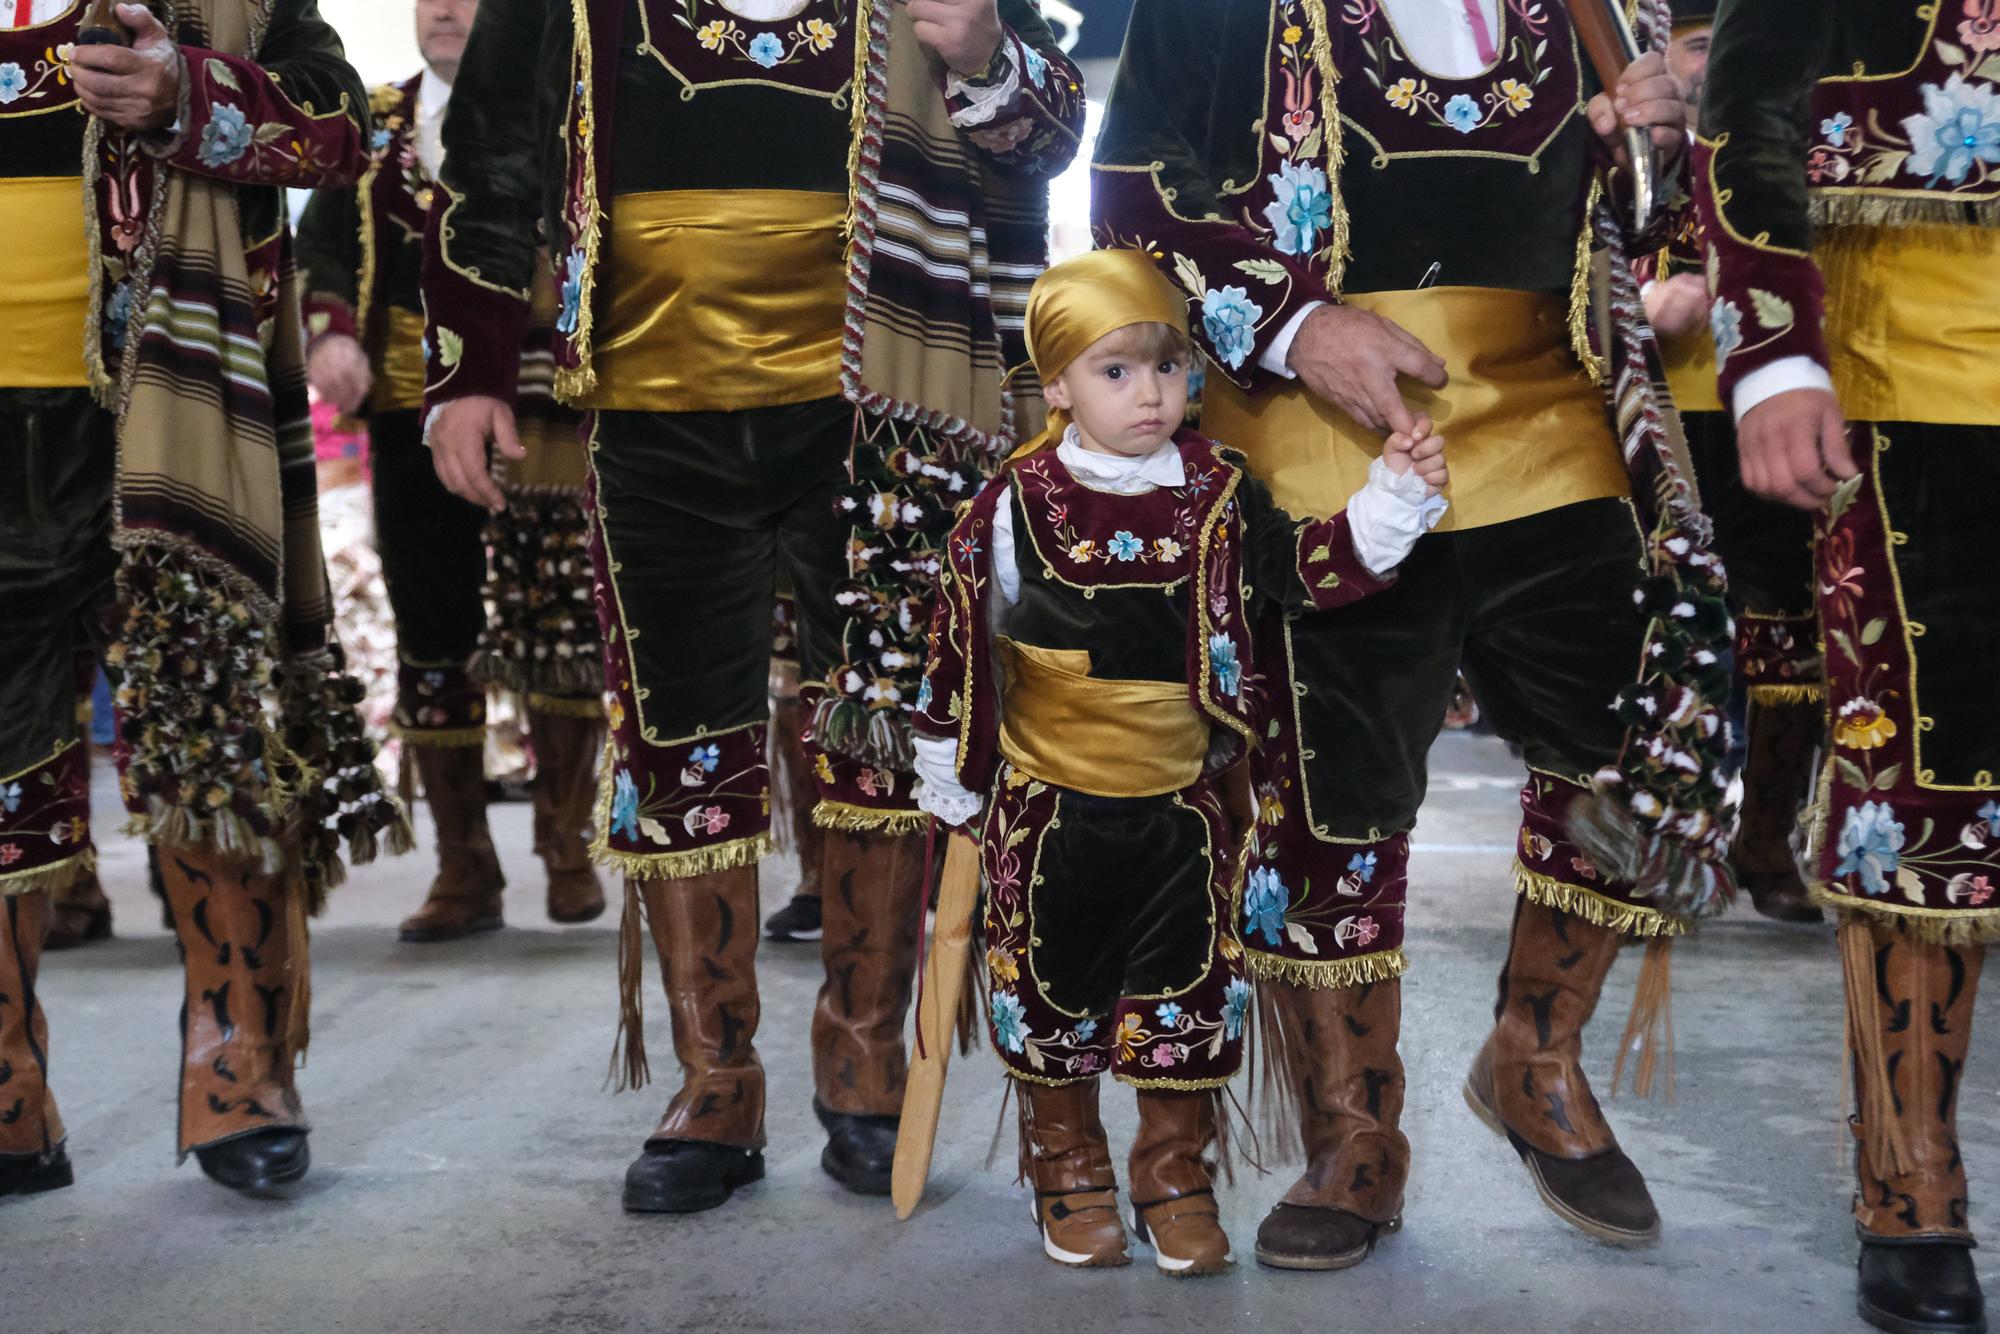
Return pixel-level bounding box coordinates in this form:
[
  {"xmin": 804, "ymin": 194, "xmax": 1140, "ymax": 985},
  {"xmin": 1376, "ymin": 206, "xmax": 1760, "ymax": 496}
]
[
  {"xmin": 1255, "ymin": 979, "xmax": 1408, "ymax": 1270},
  {"xmin": 43, "ymin": 869, "xmax": 113, "ymax": 951},
  {"xmin": 159, "ymin": 848, "xmax": 311, "ymax": 1192},
  {"xmin": 527, "ymin": 705, "xmax": 607, "ymax": 925},
  {"xmin": 1130, "ymin": 1089, "xmax": 1232, "ymax": 1276},
  {"xmin": 1845, "ymin": 919, "xmax": 1987, "ymax": 1334},
  {"xmin": 622, "ymin": 869, "xmax": 767, "ymax": 1214},
  {"xmin": 1464, "ymin": 898, "xmax": 1660, "ymax": 1246},
  {"xmin": 1021, "ymin": 1079, "xmax": 1128, "ymax": 1268},
  {"xmin": 773, "ymin": 693, "xmax": 825, "ymax": 899},
  {"xmin": 0, "ymin": 892, "xmax": 73, "ymax": 1198},
  {"xmin": 1735, "ymin": 694, "xmax": 1824, "ymax": 924},
  {"xmin": 811, "ymin": 828, "xmax": 923, "ymax": 1195},
  {"xmin": 399, "ymin": 744, "xmax": 505, "ymax": 942}
]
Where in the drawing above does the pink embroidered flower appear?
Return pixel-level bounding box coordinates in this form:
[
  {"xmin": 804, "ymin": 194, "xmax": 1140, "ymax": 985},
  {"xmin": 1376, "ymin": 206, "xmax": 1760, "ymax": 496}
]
[
  {"xmin": 1961, "ymin": 0, "xmax": 2000, "ymax": 53},
  {"xmin": 857, "ymin": 768, "xmax": 880, "ymax": 797},
  {"xmin": 0, "ymin": 843, "xmax": 21, "ymax": 866},
  {"xmin": 702, "ymin": 806, "xmax": 730, "ymax": 835},
  {"xmin": 1350, "ymin": 915, "xmax": 1381, "ymax": 947},
  {"xmin": 1281, "ymin": 108, "xmax": 1316, "ymax": 141},
  {"xmin": 1947, "ymin": 872, "xmax": 1996, "ymax": 905},
  {"xmin": 1971, "ymin": 876, "xmax": 1995, "ymax": 906},
  {"xmin": 1570, "ymin": 854, "xmax": 1600, "ymax": 882},
  {"xmin": 1152, "ymin": 1044, "xmax": 1181, "ymax": 1069}
]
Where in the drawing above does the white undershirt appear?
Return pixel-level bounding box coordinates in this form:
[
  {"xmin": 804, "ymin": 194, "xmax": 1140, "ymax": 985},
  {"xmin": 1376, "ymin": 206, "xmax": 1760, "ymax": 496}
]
[
  {"xmin": 415, "ymin": 66, "xmax": 452, "ymax": 179},
  {"xmin": 3, "ymin": 0, "xmax": 76, "ymax": 28}
]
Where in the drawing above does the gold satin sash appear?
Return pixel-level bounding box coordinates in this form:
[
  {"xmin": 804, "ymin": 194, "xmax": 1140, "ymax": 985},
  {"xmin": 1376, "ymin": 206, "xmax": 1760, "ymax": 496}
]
[
  {"xmin": 576, "ymin": 188, "xmax": 848, "ymax": 413},
  {"xmin": 996, "ymin": 640, "xmax": 1208, "ymax": 799},
  {"xmin": 0, "ymin": 176, "xmax": 90, "ymax": 389},
  {"xmin": 1820, "ymin": 224, "xmax": 2000, "ymax": 426},
  {"xmin": 373, "ymin": 305, "xmax": 428, "ymax": 412},
  {"xmin": 1659, "ymin": 326, "xmax": 1723, "ymax": 414},
  {"xmin": 1200, "ymin": 286, "xmax": 1628, "ymax": 530}
]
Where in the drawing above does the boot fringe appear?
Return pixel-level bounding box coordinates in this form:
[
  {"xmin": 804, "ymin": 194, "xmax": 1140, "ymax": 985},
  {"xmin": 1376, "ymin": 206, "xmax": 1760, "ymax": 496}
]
[
  {"xmin": 1840, "ymin": 914, "xmax": 1912, "ymax": 1180},
  {"xmin": 1813, "ymin": 888, "xmax": 2000, "ymax": 945},
  {"xmin": 607, "ymin": 879, "xmax": 652, "ymax": 1093},
  {"xmin": 0, "ymin": 848, "xmax": 96, "ymax": 897},
  {"xmin": 521, "ymin": 691, "xmax": 607, "ymax": 718},
  {"xmin": 1747, "ymin": 682, "xmax": 1825, "ymax": 706},
  {"xmin": 1252, "ymin": 980, "xmax": 1303, "ymax": 1163},
  {"xmin": 284, "ymin": 863, "xmax": 314, "ymax": 1062},
  {"xmin": 1610, "ymin": 936, "xmax": 1675, "ymax": 1101},
  {"xmin": 1511, "ymin": 861, "xmax": 1690, "ymax": 939},
  {"xmin": 958, "ymin": 941, "xmax": 987, "ymax": 1056},
  {"xmin": 588, "ymin": 831, "xmax": 774, "ymax": 881},
  {"xmin": 1242, "ymin": 946, "xmax": 1407, "ymax": 990},
  {"xmin": 393, "ymin": 724, "xmax": 488, "ymax": 749},
  {"xmin": 810, "ymin": 801, "xmax": 929, "ymax": 835}
]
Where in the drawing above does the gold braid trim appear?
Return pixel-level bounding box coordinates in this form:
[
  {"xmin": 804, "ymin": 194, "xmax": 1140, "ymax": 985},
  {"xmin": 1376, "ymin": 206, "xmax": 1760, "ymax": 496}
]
[
  {"xmin": 1115, "ymin": 1071, "xmax": 1238, "ymax": 1092},
  {"xmin": 1243, "ymin": 945, "xmax": 1408, "ymax": 990},
  {"xmin": 1512, "ymin": 860, "xmax": 1687, "ymax": 937},
  {"xmin": 553, "ymin": 0, "xmax": 603, "ymax": 401},
  {"xmin": 811, "ymin": 800, "xmax": 929, "ymax": 835},
  {"xmin": 1810, "ymin": 886, "xmax": 2000, "ymax": 946},
  {"xmin": 523, "ymin": 691, "xmax": 607, "ymax": 718},
  {"xmin": 392, "ymin": 724, "xmax": 488, "ymax": 749},
  {"xmin": 1748, "ymin": 682, "xmax": 1826, "ymax": 706},
  {"xmin": 1300, "ymin": 0, "xmax": 1349, "ymax": 293},
  {"xmin": 1570, "ymin": 176, "xmax": 1605, "ymax": 383},
  {"xmin": 1002, "ymin": 1065, "xmax": 1094, "ymax": 1089},
  {"xmin": 0, "ymin": 848, "xmax": 96, "ymax": 897},
  {"xmin": 841, "ymin": 0, "xmax": 875, "ymax": 243}
]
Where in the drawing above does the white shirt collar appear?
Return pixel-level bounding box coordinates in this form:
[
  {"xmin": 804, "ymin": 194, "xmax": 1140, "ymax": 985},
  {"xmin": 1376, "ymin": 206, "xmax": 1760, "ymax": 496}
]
[
  {"xmin": 1055, "ymin": 426, "xmax": 1186, "ymax": 493},
  {"xmin": 418, "ymin": 66, "xmax": 453, "ymax": 115}
]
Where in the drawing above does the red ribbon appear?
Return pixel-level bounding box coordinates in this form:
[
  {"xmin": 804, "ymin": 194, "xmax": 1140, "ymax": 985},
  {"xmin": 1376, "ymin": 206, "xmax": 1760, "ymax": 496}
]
[
  {"xmin": 910, "ymin": 816, "xmax": 940, "ymax": 1061},
  {"xmin": 1463, "ymin": 0, "xmax": 1499, "ymax": 65}
]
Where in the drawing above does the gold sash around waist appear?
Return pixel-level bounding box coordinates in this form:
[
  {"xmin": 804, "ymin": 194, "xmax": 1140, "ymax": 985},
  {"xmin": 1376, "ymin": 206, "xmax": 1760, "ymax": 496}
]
[
  {"xmin": 1659, "ymin": 326, "xmax": 1723, "ymax": 414},
  {"xmin": 1199, "ymin": 286, "xmax": 1627, "ymax": 530},
  {"xmin": 373, "ymin": 304, "xmax": 428, "ymax": 413},
  {"xmin": 1820, "ymin": 223, "xmax": 2000, "ymax": 426},
  {"xmin": 996, "ymin": 640, "xmax": 1208, "ymax": 799},
  {"xmin": 0, "ymin": 176, "xmax": 91, "ymax": 389},
  {"xmin": 575, "ymin": 188, "xmax": 848, "ymax": 414}
]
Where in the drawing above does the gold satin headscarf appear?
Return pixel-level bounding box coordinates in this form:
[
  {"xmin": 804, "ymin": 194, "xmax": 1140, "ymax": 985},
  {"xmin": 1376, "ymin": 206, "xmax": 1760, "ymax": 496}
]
[{"xmin": 1011, "ymin": 249, "xmax": 1191, "ymax": 458}]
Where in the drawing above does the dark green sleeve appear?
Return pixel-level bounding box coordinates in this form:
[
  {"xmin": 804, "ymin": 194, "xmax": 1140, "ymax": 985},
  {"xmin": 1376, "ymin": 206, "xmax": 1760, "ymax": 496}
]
[
  {"xmin": 295, "ymin": 182, "xmax": 363, "ymax": 343},
  {"xmin": 1235, "ymin": 469, "xmax": 1394, "ymax": 614},
  {"xmin": 430, "ymin": 0, "xmax": 550, "ymax": 300},
  {"xmin": 1697, "ymin": 0, "xmax": 1835, "ymax": 256}
]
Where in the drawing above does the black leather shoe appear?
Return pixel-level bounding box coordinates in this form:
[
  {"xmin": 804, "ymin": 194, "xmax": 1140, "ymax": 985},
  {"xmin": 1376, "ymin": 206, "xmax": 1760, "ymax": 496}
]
[
  {"xmin": 1254, "ymin": 1202, "xmax": 1401, "ymax": 1271},
  {"xmin": 0, "ymin": 1145, "xmax": 74, "ymax": 1200},
  {"xmin": 814, "ymin": 1100, "xmax": 897, "ymax": 1196},
  {"xmin": 195, "ymin": 1128, "xmax": 310, "ymax": 1192},
  {"xmin": 1859, "ymin": 1241, "xmax": 1988, "ymax": 1334},
  {"xmin": 622, "ymin": 1139, "xmax": 764, "ymax": 1214},
  {"xmin": 763, "ymin": 894, "xmax": 822, "ymax": 943}
]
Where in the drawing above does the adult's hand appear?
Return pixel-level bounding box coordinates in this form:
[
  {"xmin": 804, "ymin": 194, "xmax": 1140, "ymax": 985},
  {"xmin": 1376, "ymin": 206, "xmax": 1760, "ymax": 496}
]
[
  {"xmin": 1737, "ymin": 387, "xmax": 1855, "ymax": 510},
  {"xmin": 906, "ymin": 0, "xmax": 1004, "ymax": 77},
  {"xmin": 306, "ymin": 334, "xmax": 374, "ymax": 417},
  {"xmin": 1585, "ymin": 49, "xmax": 1686, "ymax": 173},
  {"xmin": 428, "ymin": 395, "xmax": 523, "ymax": 513},
  {"xmin": 1287, "ymin": 303, "xmax": 1448, "ymax": 436},
  {"xmin": 71, "ymin": 5, "xmax": 182, "ymax": 133},
  {"xmin": 1642, "ymin": 272, "xmax": 1708, "ymax": 339}
]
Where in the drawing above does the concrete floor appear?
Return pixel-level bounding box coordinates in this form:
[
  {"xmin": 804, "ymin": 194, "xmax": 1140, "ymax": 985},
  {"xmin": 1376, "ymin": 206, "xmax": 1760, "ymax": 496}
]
[{"xmin": 12, "ymin": 731, "xmax": 1994, "ymax": 1333}]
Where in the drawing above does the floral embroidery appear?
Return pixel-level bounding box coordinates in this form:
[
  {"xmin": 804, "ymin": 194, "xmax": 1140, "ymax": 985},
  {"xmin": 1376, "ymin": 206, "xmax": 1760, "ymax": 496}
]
[
  {"xmin": 1153, "ymin": 537, "xmax": 1184, "ymax": 562},
  {"xmin": 1903, "ymin": 72, "xmax": 2000, "ymax": 185},
  {"xmin": 0, "ymin": 62, "xmax": 26, "ymax": 104},
  {"xmin": 1208, "ymin": 632, "xmax": 1242, "ymax": 697},
  {"xmin": 696, "ymin": 19, "xmax": 729, "ymax": 49},
  {"xmin": 688, "ymin": 743, "xmax": 722, "ymax": 772},
  {"xmin": 197, "ymin": 102, "xmax": 255, "ymax": 169},
  {"xmin": 1834, "ymin": 696, "xmax": 1899, "ymax": 750},
  {"xmin": 1982, "ymin": 799, "xmax": 2000, "ymax": 836},
  {"xmin": 1200, "ymin": 285, "xmax": 1262, "ymax": 369},
  {"xmin": 556, "ymin": 248, "xmax": 585, "ymax": 336},
  {"xmin": 990, "ymin": 991, "xmax": 1029, "ymax": 1052},
  {"xmin": 1222, "ymin": 978, "xmax": 1251, "ymax": 1040},
  {"xmin": 987, "ymin": 945, "xmax": 1019, "ymax": 984},
  {"xmin": 1262, "ymin": 159, "xmax": 1333, "ymax": 256},
  {"xmin": 1155, "ymin": 1001, "xmax": 1184, "ymax": 1026},
  {"xmin": 0, "ymin": 46, "xmax": 73, "ymax": 109},
  {"xmin": 1346, "ymin": 849, "xmax": 1378, "ymax": 882},
  {"xmin": 671, "ymin": 1, "xmax": 849, "ymax": 74},
  {"xmin": 1821, "ymin": 110, "xmax": 1854, "ymax": 147},
  {"xmin": 610, "ymin": 769, "xmax": 640, "ymax": 839},
  {"xmin": 1834, "ymin": 800, "xmax": 1906, "ymax": 897},
  {"xmin": 1244, "ymin": 865, "xmax": 1287, "ymax": 946},
  {"xmin": 747, "ymin": 32, "xmax": 785, "ymax": 67},
  {"xmin": 1442, "ymin": 92, "xmax": 1482, "ymax": 133},
  {"xmin": 1963, "ymin": 0, "xmax": 2000, "ymax": 53},
  {"xmin": 0, "ymin": 782, "xmax": 19, "ymax": 814}
]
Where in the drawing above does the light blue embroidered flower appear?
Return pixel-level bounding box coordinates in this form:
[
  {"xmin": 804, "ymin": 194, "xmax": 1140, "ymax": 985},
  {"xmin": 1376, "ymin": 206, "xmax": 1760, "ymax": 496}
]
[
  {"xmin": 1108, "ymin": 531, "xmax": 1143, "ymax": 561},
  {"xmin": 609, "ymin": 769, "xmax": 639, "ymax": 839},
  {"xmin": 370, "ymin": 127, "xmax": 393, "ymax": 152},
  {"xmin": 1981, "ymin": 799, "xmax": 2000, "ymax": 837},
  {"xmin": 1021, "ymin": 43, "xmax": 1049, "ymax": 88},
  {"xmin": 0, "ymin": 782, "xmax": 20, "ymax": 814},
  {"xmin": 0, "ymin": 63, "xmax": 28, "ymax": 105},
  {"xmin": 1155, "ymin": 1001, "xmax": 1185, "ymax": 1028},
  {"xmin": 913, "ymin": 678, "xmax": 933, "ymax": 713},
  {"xmin": 1073, "ymin": 1017, "xmax": 1097, "ymax": 1043},
  {"xmin": 106, "ymin": 281, "xmax": 135, "ymax": 351},
  {"xmin": 1820, "ymin": 111, "xmax": 1854, "ymax": 147},
  {"xmin": 1200, "ymin": 284, "xmax": 1263, "ymax": 370},
  {"xmin": 1833, "ymin": 800, "xmax": 1906, "ymax": 897},
  {"xmin": 990, "ymin": 991, "xmax": 1029, "ymax": 1053},
  {"xmin": 1243, "ymin": 865, "xmax": 1288, "ymax": 947},
  {"xmin": 1904, "ymin": 74, "xmax": 2000, "ymax": 184},
  {"xmin": 556, "ymin": 248, "xmax": 585, "ymax": 335},
  {"xmin": 1209, "ymin": 632, "xmax": 1242, "ymax": 697},
  {"xmin": 689, "ymin": 743, "xmax": 721, "ymax": 773},
  {"xmin": 1347, "ymin": 850, "xmax": 1378, "ymax": 883},
  {"xmin": 197, "ymin": 102, "xmax": 256, "ymax": 169},
  {"xmin": 1222, "ymin": 978, "xmax": 1252, "ymax": 1040},
  {"xmin": 746, "ymin": 31, "xmax": 786, "ymax": 68},
  {"xmin": 1443, "ymin": 93, "xmax": 1482, "ymax": 134},
  {"xmin": 1261, "ymin": 159, "xmax": 1333, "ymax": 257},
  {"xmin": 1709, "ymin": 298, "xmax": 1743, "ymax": 367}
]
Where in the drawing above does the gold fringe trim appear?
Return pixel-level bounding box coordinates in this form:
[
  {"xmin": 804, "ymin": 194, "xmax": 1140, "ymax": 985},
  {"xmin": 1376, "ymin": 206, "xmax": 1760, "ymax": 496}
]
[
  {"xmin": 1811, "ymin": 193, "xmax": 2000, "ymax": 231},
  {"xmin": 1243, "ymin": 945, "xmax": 1408, "ymax": 990},
  {"xmin": 1748, "ymin": 682, "xmax": 1826, "ymax": 706},
  {"xmin": 810, "ymin": 800, "xmax": 929, "ymax": 835},
  {"xmin": 1610, "ymin": 936, "xmax": 1674, "ymax": 1100},
  {"xmin": 1511, "ymin": 861, "xmax": 1687, "ymax": 938},
  {"xmin": 524, "ymin": 692, "xmax": 606, "ymax": 719},
  {"xmin": 840, "ymin": 0, "xmax": 875, "ymax": 244},
  {"xmin": 1809, "ymin": 885, "xmax": 2000, "ymax": 946},
  {"xmin": 588, "ymin": 830, "xmax": 775, "ymax": 881},
  {"xmin": 0, "ymin": 848, "xmax": 95, "ymax": 897},
  {"xmin": 1300, "ymin": 0, "xmax": 1349, "ymax": 292},
  {"xmin": 1839, "ymin": 914, "xmax": 1911, "ymax": 1180},
  {"xmin": 392, "ymin": 724, "xmax": 488, "ymax": 749}
]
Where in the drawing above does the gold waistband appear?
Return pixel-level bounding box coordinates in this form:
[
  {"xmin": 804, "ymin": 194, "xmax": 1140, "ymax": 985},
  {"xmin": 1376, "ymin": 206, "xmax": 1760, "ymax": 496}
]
[
  {"xmin": 996, "ymin": 640, "xmax": 1207, "ymax": 799},
  {"xmin": 1820, "ymin": 224, "xmax": 2000, "ymax": 426},
  {"xmin": 0, "ymin": 176, "xmax": 90, "ymax": 389},
  {"xmin": 1200, "ymin": 286, "xmax": 1627, "ymax": 530},
  {"xmin": 574, "ymin": 188, "xmax": 848, "ymax": 414},
  {"xmin": 1659, "ymin": 326, "xmax": 1723, "ymax": 414},
  {"xmin": 373, "ymin": 304, "xmax": 428, "ymax": 413}
]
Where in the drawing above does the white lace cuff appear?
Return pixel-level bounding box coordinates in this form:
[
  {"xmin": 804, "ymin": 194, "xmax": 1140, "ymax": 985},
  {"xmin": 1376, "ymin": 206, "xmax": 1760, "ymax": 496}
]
[
  {"xmin": 912, "ymin": 733, "xmax": 982, "ymax": 828},
  {"xmin": 1346, "ymin": 456, "xmax": 1448, "ymax": 576}
]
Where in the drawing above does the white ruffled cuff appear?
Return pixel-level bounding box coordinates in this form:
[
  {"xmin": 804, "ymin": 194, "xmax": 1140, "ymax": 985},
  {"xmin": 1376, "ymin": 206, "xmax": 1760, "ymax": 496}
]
[
  {"xmin": 1346, "ymin": 456, "xmax": 1448, "ymax": 577},
  {"xmin": 912, "ymin": 733, "xmax": 982, "ymax": 828}
]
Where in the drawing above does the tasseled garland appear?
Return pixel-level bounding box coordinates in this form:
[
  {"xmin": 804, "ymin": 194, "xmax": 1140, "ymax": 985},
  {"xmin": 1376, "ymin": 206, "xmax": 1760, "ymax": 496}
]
[
  {"xmin": 1611, "ymin": 936, "xmax": 1675, "ymax": 1100},
  {"xmin": 469, "ymin": 488, "xmax": 604, "ymax": 699},
  {"xmin": 610, "ymin": 878, "xmax": 650, "ymax": 1092},
  {"xmin": 1839, "ymin": 913, "xmax": 1911, "ymax": 1180},
  {"xmin": 277, "ymin": 649, "xmax": 414, "ymax": 913}
]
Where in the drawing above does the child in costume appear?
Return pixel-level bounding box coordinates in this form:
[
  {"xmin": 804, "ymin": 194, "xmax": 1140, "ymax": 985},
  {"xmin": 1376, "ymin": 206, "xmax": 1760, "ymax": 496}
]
[{"xmin": 909, "ymin": 249, "xmax": 1447, "ymax": 1276}]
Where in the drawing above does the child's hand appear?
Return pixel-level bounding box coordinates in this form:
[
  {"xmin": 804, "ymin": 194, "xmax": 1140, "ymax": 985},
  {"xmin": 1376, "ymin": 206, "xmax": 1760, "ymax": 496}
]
[{"xmin": 1381, "ymin": 414, "xmax": 1448, "ymax": 496}]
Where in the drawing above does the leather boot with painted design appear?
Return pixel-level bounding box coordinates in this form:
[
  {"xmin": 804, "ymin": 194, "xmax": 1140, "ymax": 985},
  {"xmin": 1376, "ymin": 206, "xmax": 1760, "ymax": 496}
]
[
  {"xmin": 399, "ymin": 744, "xmax": 505, "ymax": 942},
  {"xmin": 1464, "ymin": 899, "xmax": 1659, "ymax": 1246},
  {"xmin": 1019, "ymin": 1079, "xmax": 1128, "ymax": 1267},
  {"xmin": 1849, "ymin": 923, "xmax": 1986, "ymax": 1334},
  {"xmin": 811, "ymin": 829, "xmax": 923, "ymax": 1196},
  {"xmin": 0, "ymin": 892, "xmax": 72, "ymax": 1198},
  {"xmin": 623, "ymin": 869, "xmax": 767, "ymax": 1214},
  {"xmin": 527, "ymin": 706, "xmax": 607, "ymax": 924},
  {"xmin": 1130, "ymin": 1089, "xmax": 1232, "ymax": 1276},
  {"xmin": 160, "ymin": 849, "xmax": 310, "ymax": 1192},
  {"xmin": 1735, "ymin": 694, "xmax": 1824, "ymax": 924},
  {"xmin": 1255, "ymin": 979, "xmax": 1408, "ymax": 1270}
]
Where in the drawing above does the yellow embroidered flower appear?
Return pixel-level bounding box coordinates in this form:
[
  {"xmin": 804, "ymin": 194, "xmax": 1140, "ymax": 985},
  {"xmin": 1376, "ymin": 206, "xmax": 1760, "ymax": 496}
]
[
  {"xmin": 814, "ymin": 752, "xmax": 836, "ymax": 783},
  {"xmin": 1386, "ymin": 77, "xmax": 1420, "ymax": 111},
  {"xmin": 987, "ymin": 946, "xmax": 1020, "ymax": 984},
  {"xmin": 1282, "ymin": 24, "xmax": 1304, "ymax": 45},
  {"xmin": 607, "ymin": 697, "xmax": 625, "ymax": 731},
  {"xmin": 1498, "ymin": 78, "xmax": 1533, "ymax": 113},
  {"xmin": 1114, "ymin": 1011, "xmax": 1146, "ymax": 1059},
  {"xmin": 696, "ymin": 19, "xmax": 730, "ymax": 50},
  {"xmin": 1068, "ymin": 538, "xmax": 1098, "ymax": 561},
  {"xmin": 1218, "ymin": 932, "xmax": 1244, "ymax": 961},
  {"xmin": 803, "ymin": 17, "xmax": 837, "ymax": 52},
  {"xmin": 1835, "ymin": 697, "xmax": 1899, "ymax": 750}
]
